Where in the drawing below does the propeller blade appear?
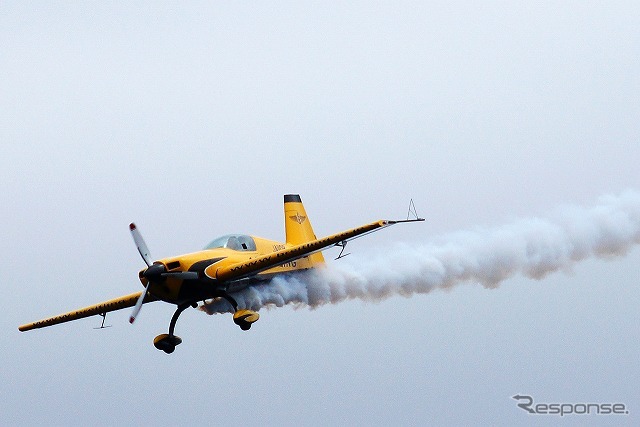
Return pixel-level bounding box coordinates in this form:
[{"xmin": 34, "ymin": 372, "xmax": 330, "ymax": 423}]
[
  {"xmin": 129, "ymin": 222, "xmax": 154, "ymax": 323},
  {"xmin": 129, "ymin": 282, "xmax": 150, "ymax": 324},
  {"xmin": 129, "ymin": 223, "xmax": 152, "ymax": 267}
]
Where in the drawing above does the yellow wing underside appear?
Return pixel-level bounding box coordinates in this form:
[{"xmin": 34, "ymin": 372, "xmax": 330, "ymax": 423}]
[{"xmin": 18, "ymin": 292, "xmax": 154, "ymax": 332}]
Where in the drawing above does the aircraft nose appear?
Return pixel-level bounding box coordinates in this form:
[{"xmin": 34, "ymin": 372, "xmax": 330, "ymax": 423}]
[{"xmin": 143, "ymin": 263, "xmax": 166, "ymax": 282}]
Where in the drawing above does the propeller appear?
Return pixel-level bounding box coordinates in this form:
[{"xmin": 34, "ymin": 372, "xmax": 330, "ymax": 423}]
[
  {"xmin": 129, "ymin": 223, "xmax": 152, "ymax": 324},
  {"xmin": 128, "ymin": 223, "xmax": 200, "ymax": 324}
]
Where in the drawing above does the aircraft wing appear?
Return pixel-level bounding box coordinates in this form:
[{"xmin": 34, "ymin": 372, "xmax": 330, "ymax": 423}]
[
  {"xmin": 210, "ymin": 219, "xmax": 422, "ymax": 282},
  {"xmin": 18, "ymin": 291, "xmax": 156, "ymax": 332}
]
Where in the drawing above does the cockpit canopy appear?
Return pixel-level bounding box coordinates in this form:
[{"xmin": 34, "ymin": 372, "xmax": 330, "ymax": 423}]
[{"xmin": 204, "ymin": 234, "xmax": 257, "ymax": 252}]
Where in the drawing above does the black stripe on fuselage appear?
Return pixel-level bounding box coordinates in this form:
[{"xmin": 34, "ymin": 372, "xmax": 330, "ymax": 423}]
[{"xmin": 173, "ymin": 257, "xmax": 226, "ymax": 304}]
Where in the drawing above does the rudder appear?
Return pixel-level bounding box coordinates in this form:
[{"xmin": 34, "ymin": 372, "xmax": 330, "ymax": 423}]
[{"xmin": 284, "ymin": 194, "xmax": 325, "ymax": 264}]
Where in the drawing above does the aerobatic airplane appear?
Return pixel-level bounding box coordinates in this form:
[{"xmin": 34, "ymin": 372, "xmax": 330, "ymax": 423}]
[{"xmin": 19, "ymin": 195, "xmax": 423, "ymax": 353}]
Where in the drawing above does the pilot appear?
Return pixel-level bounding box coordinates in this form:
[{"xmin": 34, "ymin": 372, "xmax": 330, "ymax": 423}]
[{"xmin": 226, "ymin": 236, "xmax": 241, "ymax": 250}]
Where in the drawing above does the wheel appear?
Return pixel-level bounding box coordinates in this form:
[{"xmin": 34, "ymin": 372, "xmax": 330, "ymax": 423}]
[
  {"xmin": 154, "ymin": 334, "xmax": 182, "ymax": 353},
  {"xmin": 233, "ymin": 309, "xmax": 260, "ymax": 330}
]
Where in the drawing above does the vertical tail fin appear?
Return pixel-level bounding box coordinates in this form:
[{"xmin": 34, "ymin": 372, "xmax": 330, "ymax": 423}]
[{"xmin": 284, "ymin": 194, "xmax": 325, "ymax": 264}]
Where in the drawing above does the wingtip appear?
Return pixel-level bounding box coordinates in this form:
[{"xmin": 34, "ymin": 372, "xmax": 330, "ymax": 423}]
[
  {"xmin": 129, "ymin": 316, "xmax": 135, "ymax": 324},
  {"xmin": 129, "ymin": 223, "xmax": 136, "ymax": 230}
]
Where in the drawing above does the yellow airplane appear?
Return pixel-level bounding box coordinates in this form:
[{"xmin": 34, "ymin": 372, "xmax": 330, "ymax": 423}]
[{"xmin": 19, "ymin": 195, "xmax": 423, "ymax": 353}]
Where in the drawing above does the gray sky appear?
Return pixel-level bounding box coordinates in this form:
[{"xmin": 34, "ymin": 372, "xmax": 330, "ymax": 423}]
[{"xmin": 2, "ymin": 2, "xmax": 639, "ymax": 426}]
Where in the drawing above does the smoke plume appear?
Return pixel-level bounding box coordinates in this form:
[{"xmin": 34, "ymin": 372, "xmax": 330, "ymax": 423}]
[{"xmin": 202, "ymin": 190, "xmax": 640, "ymax": 314}]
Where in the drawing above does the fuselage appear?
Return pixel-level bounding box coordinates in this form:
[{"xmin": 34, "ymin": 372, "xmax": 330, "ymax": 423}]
[{"xmin": 139, "ymin": 234, "xmax": 321, "ymax": 305}]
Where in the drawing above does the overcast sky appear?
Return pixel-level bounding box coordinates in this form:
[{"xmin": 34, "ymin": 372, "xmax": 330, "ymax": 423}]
[{"xmin": 2, "ymin": 2, "xmax": 639, "ymax": 426}]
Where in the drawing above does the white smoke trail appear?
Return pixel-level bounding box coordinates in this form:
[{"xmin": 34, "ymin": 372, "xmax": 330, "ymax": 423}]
[{"xmin": 202, "ymin": 190, "xmax": 640, "ymax": 314}]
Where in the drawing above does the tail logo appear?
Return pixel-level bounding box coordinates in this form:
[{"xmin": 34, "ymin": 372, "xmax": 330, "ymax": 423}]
[{"xmin": 289, "ymin": 213, "xmax": 307, "ymax": 224}]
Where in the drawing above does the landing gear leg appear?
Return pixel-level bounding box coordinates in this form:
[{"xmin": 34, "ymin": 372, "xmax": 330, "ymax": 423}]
[
  {"xmin": 153, "ymin": 303, "xmax": 189, "ymax": 354},
  {"xmin": 216, "ymin": 291, "xmax": 238, "ymax": 312}
]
